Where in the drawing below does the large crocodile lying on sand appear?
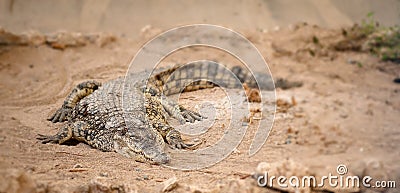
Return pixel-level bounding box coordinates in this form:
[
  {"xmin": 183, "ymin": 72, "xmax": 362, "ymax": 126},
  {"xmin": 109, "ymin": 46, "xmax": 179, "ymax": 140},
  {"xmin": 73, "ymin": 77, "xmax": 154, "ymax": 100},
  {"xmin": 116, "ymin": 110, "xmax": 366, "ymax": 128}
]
[{"xmin": 38, "ymin": 61, "xmax": 301, "ymax": 164}]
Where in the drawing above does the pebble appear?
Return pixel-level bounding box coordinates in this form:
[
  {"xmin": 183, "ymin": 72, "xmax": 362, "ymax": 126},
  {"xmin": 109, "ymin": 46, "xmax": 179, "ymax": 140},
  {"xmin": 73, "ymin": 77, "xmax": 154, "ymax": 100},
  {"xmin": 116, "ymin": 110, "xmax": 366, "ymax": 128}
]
[
  {"xmin": 347, "ymin": 58, "xmax": 358, "ymax": 64},
  {"xmin": 285, "ymin": 135, "xmax": 292, "ymax": 144},
  {"xmin": 162, "ymin": 177, "xmax": 178, "ymax": 192},
  {"xmin": 73, "ymin": 164, "xmax": 83, "ymax": 168}
]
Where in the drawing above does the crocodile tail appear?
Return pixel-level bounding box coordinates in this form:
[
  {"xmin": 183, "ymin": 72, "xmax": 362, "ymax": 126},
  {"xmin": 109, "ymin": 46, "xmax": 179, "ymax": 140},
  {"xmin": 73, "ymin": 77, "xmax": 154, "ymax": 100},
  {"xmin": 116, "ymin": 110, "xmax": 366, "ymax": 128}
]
[
  {"xmin": 149, "ymin": 61, "xmax": 274, "ymax": 96},
  {"xmin": 230, "ymin": 66, "xmax": 274, "ymax": 90}
]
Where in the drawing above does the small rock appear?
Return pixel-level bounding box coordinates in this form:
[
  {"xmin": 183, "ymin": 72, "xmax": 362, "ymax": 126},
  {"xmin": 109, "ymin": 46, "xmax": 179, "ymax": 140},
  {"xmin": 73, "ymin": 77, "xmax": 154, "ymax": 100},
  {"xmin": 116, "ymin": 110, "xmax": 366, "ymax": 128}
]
[
  {"xmin": 347, "ymin": 59, "xmax": 358, "ymax": 64},
  {"xmin": 0, "ymin": 27, "xmax": 24, "ymax": 45},
  {"xmin": 46, "ymin": 32, "xmax": 87, "ymax": 50},
  {"xmin": 340, "ymin": 113, "xmax": 348, "ymax": 118},
  {"xmin": 255, "ymin": 160, "xmax": 311, "ymax": 193},
  {"xmin": 143, "ymin": 174, "xmax": 149, "ymax": 180},
  {"xmin": 73, "ymin": 163, "xmax": 83, "ymax": 168},
  {"xmin": 162, "ymin": 177, "xmax": 178, "ymax": 192},
  {"xmin": 285, "ymin": 137, "xmax": 291, "ymax": 144},
  {"xmin": 21, "ymin": 31, "xmax": 46, "ymax": 46},
  {"xmin": 95, "ymin": 34, "xmax": 116, "ymax": 47},
  {"xmin": 69, "ymin": 164, "xmax": 88, "ymax": 172},
  {"xmin": 86, "ymin": 178, "xmax": 134, "ymax": 193},
  {"xmin": 393, "ymin": 78, "xmax": 400, "ymax": 84},
  {"xmin": 362, "ymin": 160, "xmax": 389, "ymax": 193},
  {"xmin": 99, "ymin": 172, "xmax": 108, "ymax": 177},
  {"xmin": 0, "ymin": 169, "xmax": 37, "ymax": 193},
  {"xmin": 243, "ymin": 83, "xmax": 261, "ymax": 103},
  {"xmin": 88, "ymin": 179, "xmax": 111, "ymax": 193}
]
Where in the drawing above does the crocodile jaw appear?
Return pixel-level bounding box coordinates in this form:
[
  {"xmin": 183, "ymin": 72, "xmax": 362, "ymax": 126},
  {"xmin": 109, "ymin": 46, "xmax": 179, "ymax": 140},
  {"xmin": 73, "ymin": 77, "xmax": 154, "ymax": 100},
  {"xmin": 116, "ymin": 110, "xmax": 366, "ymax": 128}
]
[{"xmin": 113, "ymin": 134, "xmax": 169, "ymax": 164}]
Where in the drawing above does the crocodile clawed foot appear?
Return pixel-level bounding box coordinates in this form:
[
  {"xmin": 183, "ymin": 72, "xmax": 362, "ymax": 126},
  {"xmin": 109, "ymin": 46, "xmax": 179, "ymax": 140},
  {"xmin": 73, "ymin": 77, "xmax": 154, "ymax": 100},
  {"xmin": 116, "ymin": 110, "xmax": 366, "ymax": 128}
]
[
  {"xmin": 179, "ymin": 106, "xmax": 206, "ymax": 124},
  {"xmin": 166, "ymin": 130, "xmax": 189, "ymax": 149},
  {"xmin": 170, "ymin": 140, "xmax": 193, "ymax": 149},
  {"xmin": 170, "ymin": 139, "xmax": 202, "ymax": 150},
  {"xmin": 37, "ymin": 134, "xmax": 59, "ymax": 144},
  {"xmin": 48, "ymin": 106, "xmax": 72, "ymax": 123},
  {"xmin": 166, "ymin": 131, "xmax": 202, "ymax": 150}
]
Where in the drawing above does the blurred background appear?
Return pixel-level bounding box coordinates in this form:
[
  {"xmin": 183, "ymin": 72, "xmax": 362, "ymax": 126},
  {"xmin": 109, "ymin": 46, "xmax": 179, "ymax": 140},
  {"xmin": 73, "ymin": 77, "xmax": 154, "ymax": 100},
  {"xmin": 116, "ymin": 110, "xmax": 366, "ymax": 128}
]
[{"xmin": 1, "ymin": 0, "xmax": 399, "ymax": 37}]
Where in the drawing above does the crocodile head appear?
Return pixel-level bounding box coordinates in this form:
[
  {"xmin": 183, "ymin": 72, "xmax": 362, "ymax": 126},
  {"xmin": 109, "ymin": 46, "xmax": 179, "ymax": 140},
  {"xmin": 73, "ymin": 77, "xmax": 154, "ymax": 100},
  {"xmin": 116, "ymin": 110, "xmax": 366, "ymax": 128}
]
[{"xmin": 113, "ymin": 127, "xmax": 169, "ymax": 164}]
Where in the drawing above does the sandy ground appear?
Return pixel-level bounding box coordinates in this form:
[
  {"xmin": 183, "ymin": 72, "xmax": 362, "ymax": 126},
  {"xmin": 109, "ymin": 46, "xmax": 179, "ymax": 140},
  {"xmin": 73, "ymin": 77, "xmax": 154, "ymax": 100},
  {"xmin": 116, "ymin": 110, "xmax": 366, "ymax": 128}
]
[
  {"xmin": 0, "ymin": 23, "xmax": 399, "ymax": 193},
  {"xmin": 1, "ymin": 1, "xmax": 400, "ymax": 193}
]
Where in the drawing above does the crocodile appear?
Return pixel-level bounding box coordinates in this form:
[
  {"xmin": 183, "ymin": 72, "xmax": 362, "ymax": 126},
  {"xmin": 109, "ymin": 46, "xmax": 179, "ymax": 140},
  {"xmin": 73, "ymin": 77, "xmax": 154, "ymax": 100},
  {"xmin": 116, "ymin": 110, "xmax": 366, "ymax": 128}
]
[{"xmin": 38, "ymin": 61, "xmax": 300, "ymax": 164}]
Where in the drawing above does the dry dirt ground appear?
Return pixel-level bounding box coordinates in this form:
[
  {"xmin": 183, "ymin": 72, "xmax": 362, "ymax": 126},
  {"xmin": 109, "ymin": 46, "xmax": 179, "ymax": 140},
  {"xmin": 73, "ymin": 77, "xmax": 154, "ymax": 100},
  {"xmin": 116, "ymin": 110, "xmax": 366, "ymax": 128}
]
[{"xmin": 0, "ymin": 24, "xmax": 399, "ymax": 193}]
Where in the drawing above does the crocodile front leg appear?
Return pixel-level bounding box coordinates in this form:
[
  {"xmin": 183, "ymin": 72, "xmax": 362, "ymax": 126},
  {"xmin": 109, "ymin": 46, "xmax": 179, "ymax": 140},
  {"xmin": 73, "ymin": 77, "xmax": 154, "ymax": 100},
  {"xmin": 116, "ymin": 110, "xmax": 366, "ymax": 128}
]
[
  {"xmin": 160, "ymin": 95, "xmax": 204, "ymax": 124},
  {"xmin": 151, "ymin": 122, "xmax": 194, "ymax": 149},
  {"xmin": 37, "ymin": 122, "xmax": 74, "ymax": 144},
  {"xmin": 48, "ymin": 81, "xmax": 101, "ymax": 123}
]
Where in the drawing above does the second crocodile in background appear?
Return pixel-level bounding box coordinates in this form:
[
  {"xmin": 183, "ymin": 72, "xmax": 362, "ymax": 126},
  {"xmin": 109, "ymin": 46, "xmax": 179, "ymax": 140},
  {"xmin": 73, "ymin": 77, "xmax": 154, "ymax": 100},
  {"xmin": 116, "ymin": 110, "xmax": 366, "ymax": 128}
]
[{"xmin": 38, "ymin": 61, "xmax": 301, "ymax": 164}]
